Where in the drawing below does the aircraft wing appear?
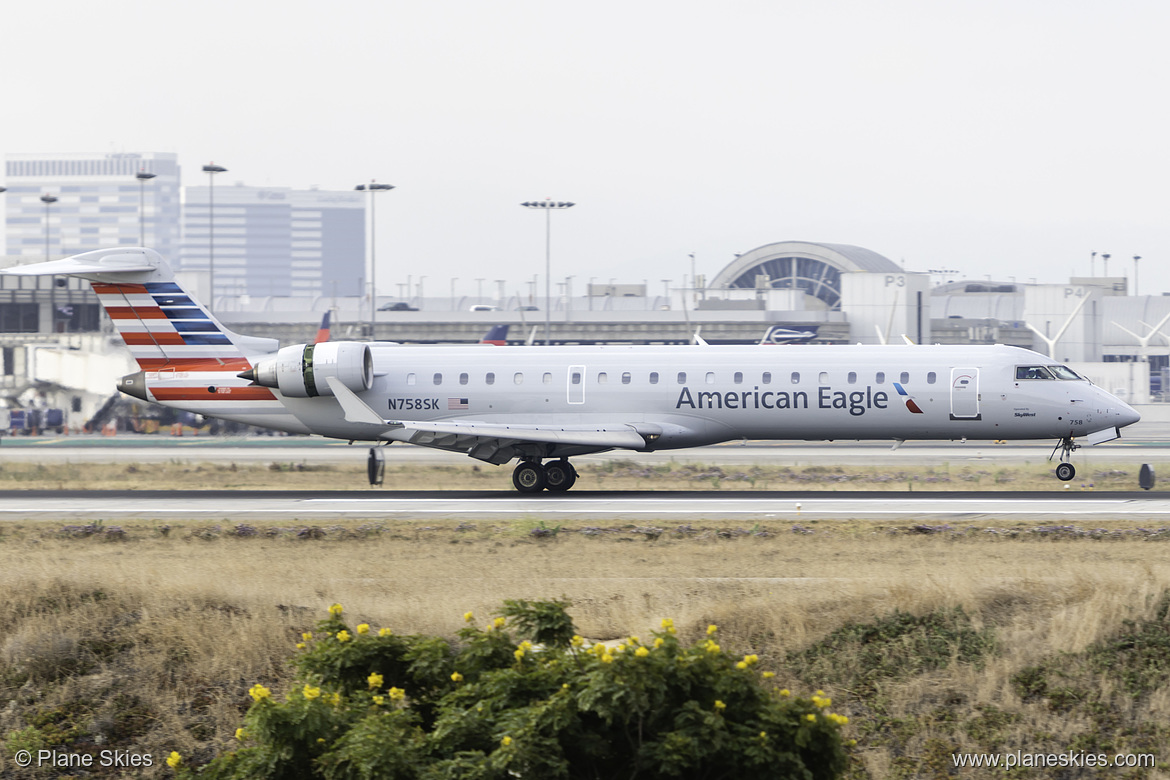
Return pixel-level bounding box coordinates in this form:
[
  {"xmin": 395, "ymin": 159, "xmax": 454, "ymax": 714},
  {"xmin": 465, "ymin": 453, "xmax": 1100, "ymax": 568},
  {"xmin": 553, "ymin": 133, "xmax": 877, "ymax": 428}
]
[{"xmin": 325, "ymin": 376, "xmax": 647, "ymax": 450}]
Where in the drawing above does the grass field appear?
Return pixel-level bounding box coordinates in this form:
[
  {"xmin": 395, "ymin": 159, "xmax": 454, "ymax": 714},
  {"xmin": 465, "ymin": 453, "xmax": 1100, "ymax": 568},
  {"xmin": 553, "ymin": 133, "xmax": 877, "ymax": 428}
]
[
  {"xmin": 0, "ymin": 457, "xmax": 1153, "ymax": 491},
  {"xmin": 2, "ymin": 515, "xmax": 1169, "ymax": 778}
]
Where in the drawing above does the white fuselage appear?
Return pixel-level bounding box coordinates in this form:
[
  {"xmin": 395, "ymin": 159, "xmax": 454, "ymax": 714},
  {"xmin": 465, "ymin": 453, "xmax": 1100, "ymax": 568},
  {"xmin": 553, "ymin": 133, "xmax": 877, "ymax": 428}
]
[{"xmin": 257, "ymin": 343, "xmax": 1138, "ymax": 452}]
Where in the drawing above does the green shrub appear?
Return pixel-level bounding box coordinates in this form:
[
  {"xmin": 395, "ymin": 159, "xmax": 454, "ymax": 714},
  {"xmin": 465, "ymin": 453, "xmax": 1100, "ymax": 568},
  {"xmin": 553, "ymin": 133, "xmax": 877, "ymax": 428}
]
[{"xmin": 179, "ymin": 602, "xmax": 849, "ymax": 780}]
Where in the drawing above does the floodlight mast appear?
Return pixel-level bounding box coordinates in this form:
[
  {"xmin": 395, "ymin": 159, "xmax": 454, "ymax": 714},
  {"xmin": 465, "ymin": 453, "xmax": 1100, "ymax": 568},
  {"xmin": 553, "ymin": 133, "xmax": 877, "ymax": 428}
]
[{"xmin": 521, "ymin": 199, "xmax": 575, "ymax": 345}]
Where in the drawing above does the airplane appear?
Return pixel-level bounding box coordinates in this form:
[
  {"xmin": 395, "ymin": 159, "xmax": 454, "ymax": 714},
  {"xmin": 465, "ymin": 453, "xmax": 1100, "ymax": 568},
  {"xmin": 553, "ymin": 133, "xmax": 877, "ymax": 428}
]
[{"xmin": 1, "ymin": 248, "xmax": 1141, "ymax": 492}]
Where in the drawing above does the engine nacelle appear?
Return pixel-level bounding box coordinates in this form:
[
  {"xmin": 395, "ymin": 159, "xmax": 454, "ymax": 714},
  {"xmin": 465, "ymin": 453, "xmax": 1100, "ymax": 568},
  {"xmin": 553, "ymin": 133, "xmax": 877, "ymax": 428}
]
[{"xmin": 246, "ymin": 342, "xmax": 373, "ymax": 398}]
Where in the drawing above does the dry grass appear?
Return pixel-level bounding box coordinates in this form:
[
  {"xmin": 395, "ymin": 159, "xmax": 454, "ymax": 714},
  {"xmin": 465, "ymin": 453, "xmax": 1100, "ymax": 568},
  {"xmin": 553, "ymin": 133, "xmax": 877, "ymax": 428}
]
[
  {"xmin": 0, "ymin": 458, "xmax": 1151, "ymax": 491},
  {"xmin": 2, "ymin": 518, "xmax": 1170, "ymax": 777}
]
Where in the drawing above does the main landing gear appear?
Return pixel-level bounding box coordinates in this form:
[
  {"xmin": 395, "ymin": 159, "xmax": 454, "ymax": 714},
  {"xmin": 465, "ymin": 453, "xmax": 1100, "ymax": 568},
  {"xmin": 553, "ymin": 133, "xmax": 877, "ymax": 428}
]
[
  {"xmin": 512, "ymin": 459, "xmax": 578, "ymax": 493},
  {"xmin": 1049, "ymin": 436, "xmax": 1078, "ymax": 481}
]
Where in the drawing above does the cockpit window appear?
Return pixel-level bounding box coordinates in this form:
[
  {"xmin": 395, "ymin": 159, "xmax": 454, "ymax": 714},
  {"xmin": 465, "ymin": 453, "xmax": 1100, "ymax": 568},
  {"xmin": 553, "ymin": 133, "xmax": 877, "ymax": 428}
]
[
  {"xmin": 1016, "ymin": 365, "xmax": 1055, "ymax": 380},
  {"xmin": 1049, "ymin": 364, "xmax": 1082, "ymax": 380}
]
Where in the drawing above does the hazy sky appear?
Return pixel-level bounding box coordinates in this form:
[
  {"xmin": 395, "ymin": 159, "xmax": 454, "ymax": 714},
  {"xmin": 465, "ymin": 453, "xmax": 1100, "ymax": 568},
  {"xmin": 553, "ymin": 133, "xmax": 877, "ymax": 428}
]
[{"xmin": 6, "ymin": 0, "xmax": 1169, "ymax": 297}]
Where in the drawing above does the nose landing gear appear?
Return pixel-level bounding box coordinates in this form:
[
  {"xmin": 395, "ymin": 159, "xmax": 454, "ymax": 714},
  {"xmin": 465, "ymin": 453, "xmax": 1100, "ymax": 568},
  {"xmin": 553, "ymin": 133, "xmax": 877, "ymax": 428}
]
[
  {"xmin": 512, "ymin": 459, "xmax": 578, "ymax": 493},
  {"xmin": 1050, "ymin": 436, "xmax": 1078, "ymax": 481}
]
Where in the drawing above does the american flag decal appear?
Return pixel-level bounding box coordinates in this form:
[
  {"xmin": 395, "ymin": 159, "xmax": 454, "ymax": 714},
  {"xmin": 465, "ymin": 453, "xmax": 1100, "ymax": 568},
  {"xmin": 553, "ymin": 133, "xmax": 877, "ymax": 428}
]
[{"xmin": 448, "ymin": 398, "xmax": 470, "ymax": 410}]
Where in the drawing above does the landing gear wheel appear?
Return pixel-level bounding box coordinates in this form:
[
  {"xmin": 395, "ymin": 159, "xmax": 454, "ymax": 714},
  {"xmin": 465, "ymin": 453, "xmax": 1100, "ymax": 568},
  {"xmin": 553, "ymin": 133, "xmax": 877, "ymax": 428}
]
[
  {"xmin": 512, "ymin": 461, "xmax": 547, "ymax": 493},
  {"xmin": 1056, "ymin": 462, "xmax": 1076, "ymax": 481},
  {"xmin": 544, "ymin": 460, "xmax": 577, "ymax": 492}
]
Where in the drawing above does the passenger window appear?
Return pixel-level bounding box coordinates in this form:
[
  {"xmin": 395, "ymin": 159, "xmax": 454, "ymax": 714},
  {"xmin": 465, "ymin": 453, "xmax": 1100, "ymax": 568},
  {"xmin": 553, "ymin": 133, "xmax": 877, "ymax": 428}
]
[
  {"xmin": 818, "ymin": 372, "xmax": 828, "ymax": 384},
  {"xmin": 677, "ymin": 372, "xmax": 687, "ymax": 384},
  {"xmin": 407, "ymin": 373, "xmax": 416, "ymax": 386},
  {"xmin": 598, "ymin": 372, "xmax": 608, "ymax": 384},
  {"xmin": 433, "ymin": 373, "xmax": 443, "ymax": 385},
  {"xmin": 927, "ymin": 371, "xmax": 936, "ymax": 384},
  {"xmin": 733, "ymin": 371, "xmax": 743, "ymax": 384},
  {"xmin": 622, "ymin": 372, "xmax": 632, "ymax": 385},
  {"xmin": 875, "ymin": 371, "xmax": 885, "ymax": 384},
  {"xmin": 543, "ymin": 372, "xmax": 552, "ymax": 384},
  {"xmin": 649, "ymin": 372, "xmax": 659, "ymax": 384},
  {"xmin": 706, "ymin": 372, "xmax": 715, "ymax": 384},
  {"xmin": 485, "ymin": 372, "xmax": 495, "ymax": 385},
  {"xmin": 791, "ymin": 372, "xmax": 800, "ymax": 384},
  {"xmin": 900, "ymin": 372, "xmax": 910, "ymax": 384},
  {"xmin": 514, "ymin": 372, "xmax": 524, "ymax": 385},
  {"xmin": 847, "ymin": 371, "xmax": 857, "ymax": 384},
  {"xmin": 762, "ymin": 372, "xmax": 772, "ymax": 384},
  {"xmin": 459, "ymin": 372, "xmax": 469, "ymax": 385},
  {"xmin": 571, "ymin": 371, "xmax": 581, "ymax": 385}
]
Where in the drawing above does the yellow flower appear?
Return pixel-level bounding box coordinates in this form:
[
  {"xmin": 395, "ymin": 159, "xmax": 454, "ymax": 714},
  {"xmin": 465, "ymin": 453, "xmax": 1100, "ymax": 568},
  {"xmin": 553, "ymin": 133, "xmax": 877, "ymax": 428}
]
[
  {"xmin": 628, "ymin": 636, "xmax": 640, "ymax": 645},
  {"xmin": 451, "ymin": 671, "xmax": 464, "ymax": 682},
  {"xmin": 501, "ymin": 736, "xmax": 513, "ymax": 747},
  {"xmin": 336, "ymin": 630, "xmax": 351, "ymax": 643},
  {"xmin": 805, "ymin": 713, "xmax": 817, "ymax": 723},
  {"xmin": 367, "ymin": 672, "xmax": 384, "ymax": 690},
  {"xmin": 742, "ymin": 654, "xmax": 759, "ymax": 666},
  {"xmin": 166, "ymin": 751, "xmax": 182, "ymax": 768},
  {"xmin": 759, "ymin": 731, "xmax": 768, "ymax": 740},
  {"xmin": 302, "ymin": 632, "xmax": 313, "ymax": 642},
  {"xmin": 493, "ymin": 616, "xmax": 507, "ymax": 629},
  {"xmin": 327, "ymin": 692, "xmax": 341, "ymax": 707},
  {"xmin": 303, "ymin": 684, "xmax": 321, "ymax": 699},
  {"xmin": 388, "ymin": 687, "xmax": 405, "ymax": 701},
  {"xmin": 296, "ymin": 642, "xmax": 306, "ymax": 650},
  {"xmin": 635, "ymin": 646, "xmax": 650, "ymax": 658},
  {"xmin": 373, "ymin": 695, "xmax": 385, "ymax": 705},
  {"xmin": 828, "ymin": 713, "xmax": 850, "ymax": 725},
  {"xmin": 600, "ymin": 653, "xmax": 614, "ymax": 664},
  {"xmin": 570, "ymin": 635, "xmax": 585, "ymax": 647},
  {"xmin": 464, "ymin": 611, "xmax": 475, "ymax": 622},
  {"xmin": 812, "ymin": 695, "xmax": 832, "ymax": 709},
  {"xmin": 378, "ymin": 627, "xmax": 393, "ymax": 637},
  {"xmin": 707, "ymin": 624, "xmax": 718, "ymax": 635},
  {"xmin": 779, "ymin": 688, "xmax": 790, "ymax": 697},
  {"xmin": 614, "ymin": 644, "xmax": 626, "ymax": 654},
  {"xmin": 762, "ymin": 671, "xmax": 776, "ymax": 679},
  {"xmin": 249, "ymin": 683, "xmax": 271, "ymax": 701},
  {"xmin": 235, "ymin": 728, "xmax": 247, "ymax": 741},
  {"xmin": 736, "ymin": 661, "xmax": 747, "ymax": 670},
  {"xmin": 714, "ymin": 700, "xmax": 726, "ymax": 711},
  {"xmin": 328, "ymin": 603, "xmax": 344, "ymax": 617},
  {"xmin": 654, "ymin": 637, "xmax": 665, "ymax": 648},
  {"xmin": 514, "ymin": 648, "xmax": 526, "ymax": 660},
  {"xmin": 660, "ymin": 617, "xmax": 674, "ymax": 630},
  {"xmin": 705, "ymin": 640, "xmax": 721, "ymax": 654},
  {"xmin": 357, "ymin": 623, "xmax": 370, "ymax": 635}
]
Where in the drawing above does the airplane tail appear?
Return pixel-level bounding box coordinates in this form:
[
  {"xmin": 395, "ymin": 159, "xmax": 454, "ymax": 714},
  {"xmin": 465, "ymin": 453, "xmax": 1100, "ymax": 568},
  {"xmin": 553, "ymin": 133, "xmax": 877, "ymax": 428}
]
[
  {"xmin": 480, "ymin": 324, "xmax": 509, "ymax": 345},
  {"xmin": 0, "ymin": 248, "xmax": 278, "ymax": 372},
  {"xmin": 314, "ymin": 310, "xmax": 333, "ymax": 344}
]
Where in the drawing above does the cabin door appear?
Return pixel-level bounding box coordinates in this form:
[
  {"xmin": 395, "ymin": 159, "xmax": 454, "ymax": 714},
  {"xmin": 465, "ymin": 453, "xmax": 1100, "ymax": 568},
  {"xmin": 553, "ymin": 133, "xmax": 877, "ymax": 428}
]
[
  {"xmin": 567, "ymin": 365, "xmax": 585, "ymax": 405},
  {"xmin": 949, "ymin": 367, "xmax": 981, "ymax": 420}
]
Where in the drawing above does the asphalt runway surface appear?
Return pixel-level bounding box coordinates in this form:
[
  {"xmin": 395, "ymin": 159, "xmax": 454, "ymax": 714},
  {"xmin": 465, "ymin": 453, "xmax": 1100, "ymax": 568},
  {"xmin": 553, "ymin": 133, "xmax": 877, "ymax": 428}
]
[{"xmin": 3, "ymin": 488, "xmax": 1169, "ymax": 522}]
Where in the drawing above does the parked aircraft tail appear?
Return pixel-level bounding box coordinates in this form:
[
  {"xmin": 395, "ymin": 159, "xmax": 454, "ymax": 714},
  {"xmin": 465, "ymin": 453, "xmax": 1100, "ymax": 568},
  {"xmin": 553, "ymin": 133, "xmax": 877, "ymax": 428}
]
[
  {"xmin": 314, "ymin": 310, "xmax": 333, "ymax": 344},
  {"xmin": 480, "ymin": 324, "xmax": 509, "ymax": 345}
]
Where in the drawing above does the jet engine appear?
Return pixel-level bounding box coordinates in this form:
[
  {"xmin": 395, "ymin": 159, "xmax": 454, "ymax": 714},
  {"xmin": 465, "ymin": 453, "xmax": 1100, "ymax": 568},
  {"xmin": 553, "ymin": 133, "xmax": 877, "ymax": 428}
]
[{"xmin": 240, "ymin": 342, "xmax": 373, "ymax": 398}]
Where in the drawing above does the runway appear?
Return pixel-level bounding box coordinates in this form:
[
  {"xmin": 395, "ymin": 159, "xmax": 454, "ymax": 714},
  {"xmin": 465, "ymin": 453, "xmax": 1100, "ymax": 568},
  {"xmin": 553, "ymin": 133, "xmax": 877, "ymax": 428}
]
[{"xmin": 4, "ymin": 489, "xmax": 1170, "ymax": 522}]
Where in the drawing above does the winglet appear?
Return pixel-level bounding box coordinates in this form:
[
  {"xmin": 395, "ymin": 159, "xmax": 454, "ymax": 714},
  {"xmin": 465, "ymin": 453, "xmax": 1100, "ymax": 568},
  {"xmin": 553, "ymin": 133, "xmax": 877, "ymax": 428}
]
[{"xmin": 325, "ymin": 377, "xmax": 388, "ymax": 426}]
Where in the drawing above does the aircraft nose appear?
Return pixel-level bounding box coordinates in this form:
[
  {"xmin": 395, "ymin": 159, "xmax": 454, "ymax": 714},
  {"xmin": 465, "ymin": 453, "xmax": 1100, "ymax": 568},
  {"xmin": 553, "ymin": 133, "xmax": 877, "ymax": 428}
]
[{"xmin": 1117, "ymin": 401, "xmax": 1141, "ymax": 429}]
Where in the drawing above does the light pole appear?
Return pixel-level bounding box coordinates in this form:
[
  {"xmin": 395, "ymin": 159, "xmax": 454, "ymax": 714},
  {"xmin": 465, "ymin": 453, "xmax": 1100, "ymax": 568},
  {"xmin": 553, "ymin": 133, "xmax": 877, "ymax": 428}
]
[
  {"xmin": 42, "ymin": 193, "xmax": 59, "ymax": 325},
  {"xmin": 521, "ymin": 199, "xmax": 574, "ymax": 345},
  {"xmin": 40, "ymin": 194, "xmax": 58, "ymax": 261},
  {"xmin": 202, "ymin": 163, "xmax": 227, "ymax": 312},
  {"xmin": 355, "ymin": 181, "xmax": 395, "ymax": 339},
  {"xmin": 1102, "ymin": 253, "xmax": 1111, "ymax": 277},
  {"xmin": 135, "ymin": 169, "xmax": 156, "ymax": 247},
  {"xmin": 1134, "ymin": 255, "xmax": 1142, "ymax": 296}
]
